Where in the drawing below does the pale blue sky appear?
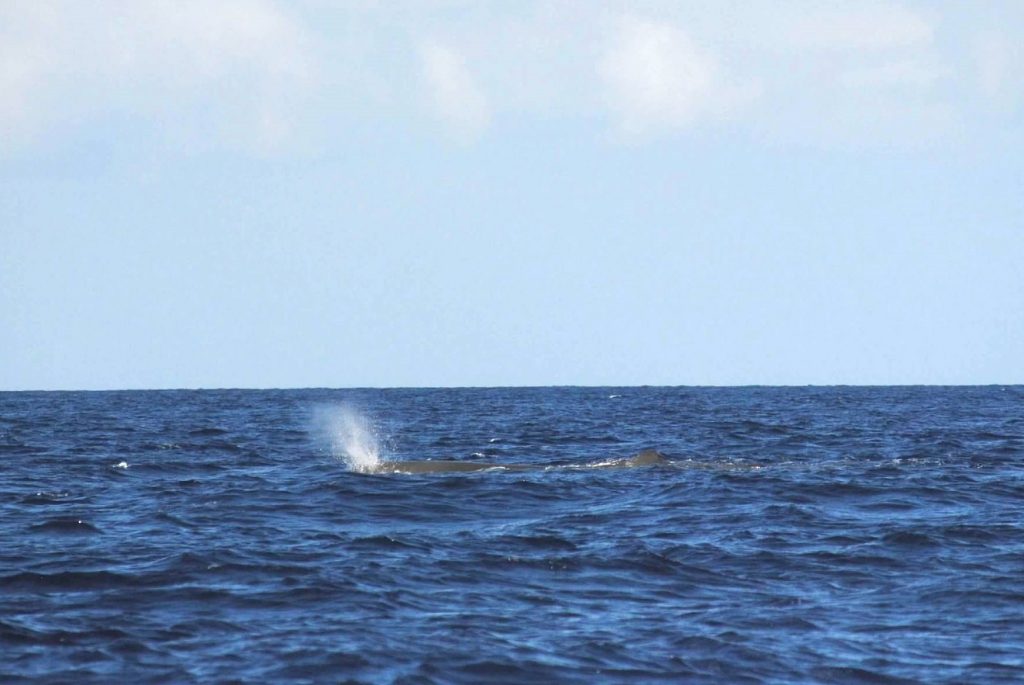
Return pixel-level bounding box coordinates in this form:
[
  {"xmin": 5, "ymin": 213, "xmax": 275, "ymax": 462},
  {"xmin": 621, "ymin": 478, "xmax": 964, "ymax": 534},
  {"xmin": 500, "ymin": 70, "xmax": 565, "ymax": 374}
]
[{"xmin": 2, "ymin": 1, "xmax": 1022, "ymax": 390}]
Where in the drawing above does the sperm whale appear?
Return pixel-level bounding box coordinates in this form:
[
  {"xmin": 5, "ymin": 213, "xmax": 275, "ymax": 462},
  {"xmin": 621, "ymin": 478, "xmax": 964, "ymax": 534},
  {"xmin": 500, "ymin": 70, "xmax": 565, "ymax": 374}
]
[{"xmin": 368, "ymin": 449, "xmax": 671, "ymax": 474}]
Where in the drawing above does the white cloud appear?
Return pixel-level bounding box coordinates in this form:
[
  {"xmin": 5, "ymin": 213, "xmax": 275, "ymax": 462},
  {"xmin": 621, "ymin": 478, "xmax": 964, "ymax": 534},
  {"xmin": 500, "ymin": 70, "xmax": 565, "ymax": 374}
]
[
  {"xmin": 0, "ymin": 3, "xmax": 61, "ymax": 144},
  {"xmin": 840, "ymin": 60, "xmax": 947, "ymax": 91},
  {"xmin": 597, "ymin": 15, "xmax": 755, "ymax": 138},
  {"xmin": 2, "ymin": 1, "xmax": 1021, "ymax": 154},
  {"xmin": 785, "ymin": 2, "xmax": 932, "ymax": 51},
  {"xmin": 419, "ymin": 40, "xmax": 491, "ymax": 143},
  {"xmin": 974, "ymin": 31, "xmax": 1023, "ymax": 109},
  {"xmin": 736, "ymin": 1, "xmax": 959, "ymax": 148},
  {"xmin": 0, "ymin": 0, "xmax": 315, "ymax": 154}
]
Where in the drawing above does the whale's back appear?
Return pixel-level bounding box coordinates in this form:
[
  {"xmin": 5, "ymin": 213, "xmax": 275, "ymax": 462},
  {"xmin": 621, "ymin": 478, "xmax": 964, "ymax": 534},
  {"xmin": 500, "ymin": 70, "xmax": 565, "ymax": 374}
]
[
  {"xmin": 369, "ymin": 449, "xmax": 671, "ymax": 474},
  {"xmin": 627, "ymin": 449, "xmax": 670, "ymax": 466}
]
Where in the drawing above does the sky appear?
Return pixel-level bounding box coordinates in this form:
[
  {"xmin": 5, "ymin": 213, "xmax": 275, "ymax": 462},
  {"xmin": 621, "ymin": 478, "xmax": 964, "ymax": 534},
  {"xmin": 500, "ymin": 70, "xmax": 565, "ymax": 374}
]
[{"xmin": 1, "ymin": 0, "xmax": 1022, "ymax": 390}]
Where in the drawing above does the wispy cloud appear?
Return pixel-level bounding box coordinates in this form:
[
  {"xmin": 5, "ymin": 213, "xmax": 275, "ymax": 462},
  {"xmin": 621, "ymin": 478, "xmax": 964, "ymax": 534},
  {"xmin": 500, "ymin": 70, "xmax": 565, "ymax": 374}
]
[
  {"xmin": 597, "ymin": 15, "xmax": 758, "ymax": 138},
  {"xmin": 0, "ymin": 2, "xmax": 60, "ymax": 146},
  {"xmin": 2, "ymin": 1, "xmax": 1022, "ymax": 154},
  {"xmin": 974, "ymin": 31, "xmax": 1023, "ymax": 110},
  {"xmin": 0, "ymin": 0, "xmax": 315, "ymax": 154},
  {"xmin": 839, "ymin": 60, "xmax": 946, "ymax": 91},
  {"xmin": 784, "ymin": 2, "xmax": 933, "ymax": 51},
  {"xmin": 418, "ymin": 40, "xmax": 491, "ymax": 143},
  {"xmin": 737, "ymin": 1, "xmax": 957, "ymax": 148}
]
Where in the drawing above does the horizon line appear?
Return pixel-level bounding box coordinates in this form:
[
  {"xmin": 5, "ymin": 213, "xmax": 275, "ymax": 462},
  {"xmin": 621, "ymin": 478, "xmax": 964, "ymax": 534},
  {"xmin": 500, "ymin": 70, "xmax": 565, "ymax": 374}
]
[{"xmin": 2, "ymin": 383, "xmax": 1021, "ymax": 393}]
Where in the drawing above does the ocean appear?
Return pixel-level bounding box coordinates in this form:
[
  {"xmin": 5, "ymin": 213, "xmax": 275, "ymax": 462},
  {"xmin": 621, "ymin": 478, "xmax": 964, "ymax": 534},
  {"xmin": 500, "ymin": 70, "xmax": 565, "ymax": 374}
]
[{"xmin": 1, "ymin": 386, "xmax": 1022, "ymax": 684}]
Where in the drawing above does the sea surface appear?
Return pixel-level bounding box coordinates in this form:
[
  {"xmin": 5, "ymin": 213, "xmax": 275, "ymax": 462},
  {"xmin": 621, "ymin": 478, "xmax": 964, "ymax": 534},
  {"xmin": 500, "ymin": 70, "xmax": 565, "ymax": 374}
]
[{"xmin": 2, "ymin": 386, "xmax": 1023, "ymax": 684}]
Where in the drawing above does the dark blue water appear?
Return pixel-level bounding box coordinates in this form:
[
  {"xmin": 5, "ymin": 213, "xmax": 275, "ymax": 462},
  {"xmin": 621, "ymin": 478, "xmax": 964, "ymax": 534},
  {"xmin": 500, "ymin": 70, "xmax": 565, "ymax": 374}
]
[{"xmin": 2, "ymin": 387, "xmax": 1023, "ymax": 684}]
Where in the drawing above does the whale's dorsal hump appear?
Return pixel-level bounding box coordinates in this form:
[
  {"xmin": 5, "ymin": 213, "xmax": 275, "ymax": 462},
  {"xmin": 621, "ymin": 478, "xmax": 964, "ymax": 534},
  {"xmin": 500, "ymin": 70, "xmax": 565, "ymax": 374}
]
[{"xmin": 628, "ymin": 449, "xmax": 670, "ymax": 466}]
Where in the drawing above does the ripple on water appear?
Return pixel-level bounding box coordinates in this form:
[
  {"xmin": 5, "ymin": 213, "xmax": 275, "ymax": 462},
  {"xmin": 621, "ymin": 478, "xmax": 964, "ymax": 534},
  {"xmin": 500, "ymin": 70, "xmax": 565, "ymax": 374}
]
[
  {"xmin": 28, "ymin": 518, "xmax": 102, "ymax": 534},
  {"xmin": 1, "ymin": 386, "xmax": 1023, "ymax": 684}
]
